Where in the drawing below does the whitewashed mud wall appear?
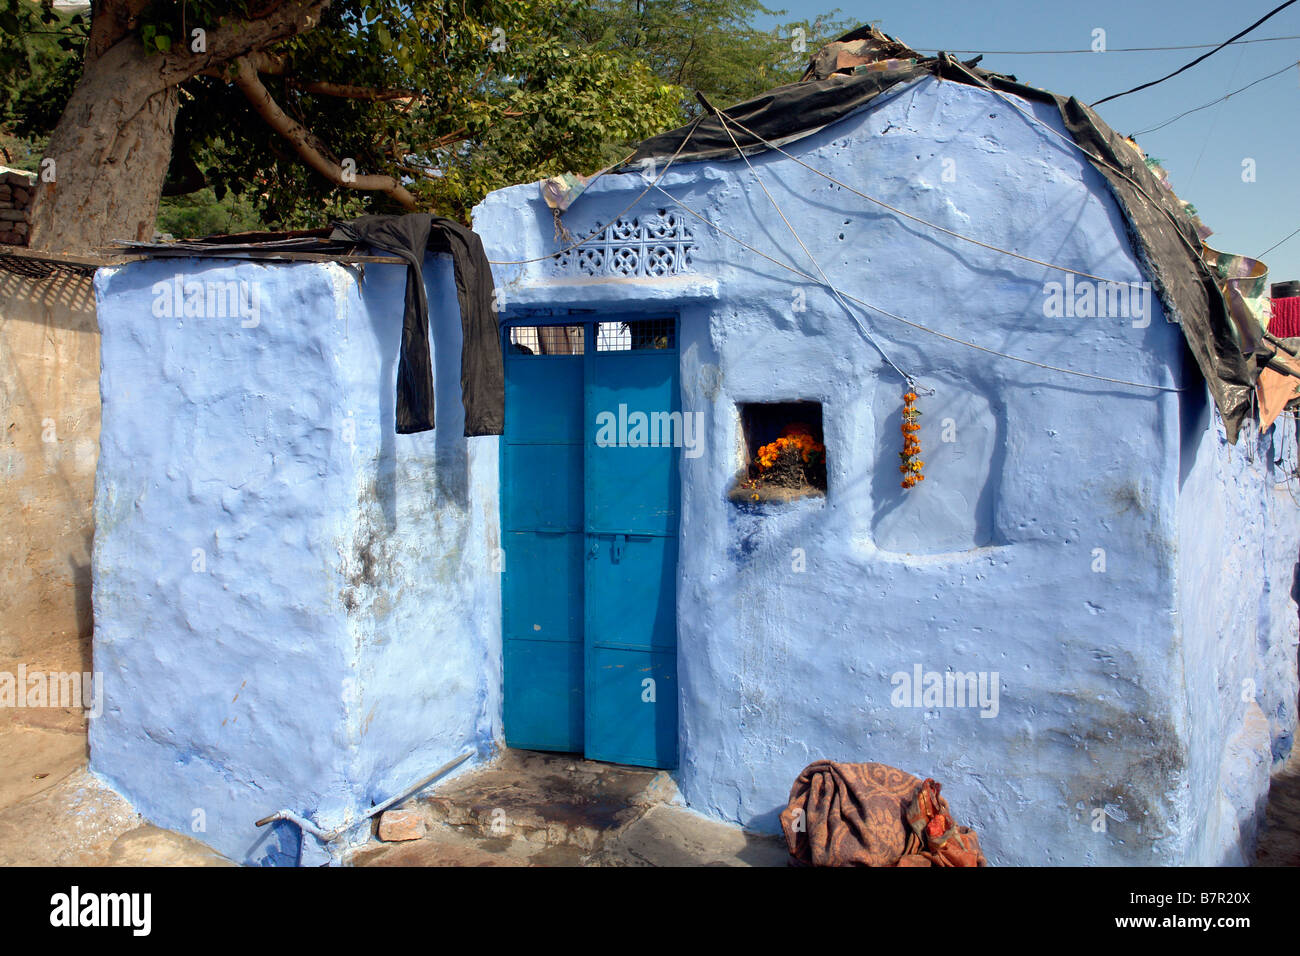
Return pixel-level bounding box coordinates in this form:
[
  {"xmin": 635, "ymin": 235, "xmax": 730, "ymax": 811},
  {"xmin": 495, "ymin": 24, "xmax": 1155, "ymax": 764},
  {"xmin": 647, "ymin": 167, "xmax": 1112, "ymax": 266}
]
[
  {"xmin": 474, "ymin": 74, "xmax": 1300, "ymax": 865},
  {"xmin": 91, "ymin": 255, "xmax": 500, "ymax": 865}
]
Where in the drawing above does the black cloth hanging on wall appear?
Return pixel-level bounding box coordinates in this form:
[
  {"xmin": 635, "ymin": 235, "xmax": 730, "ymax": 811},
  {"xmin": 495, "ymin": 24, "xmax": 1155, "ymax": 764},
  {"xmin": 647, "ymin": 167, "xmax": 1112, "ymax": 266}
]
[{"xmin": 330, "ymin": 213, "xmax": 504, "ymax": 436}]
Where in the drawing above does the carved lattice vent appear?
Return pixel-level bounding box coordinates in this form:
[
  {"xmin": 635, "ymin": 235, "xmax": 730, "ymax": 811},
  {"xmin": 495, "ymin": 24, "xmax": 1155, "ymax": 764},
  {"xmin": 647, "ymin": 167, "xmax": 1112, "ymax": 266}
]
[{"xmin": 555, "ymin": 212, "xmax": 695, "ymax": 278}]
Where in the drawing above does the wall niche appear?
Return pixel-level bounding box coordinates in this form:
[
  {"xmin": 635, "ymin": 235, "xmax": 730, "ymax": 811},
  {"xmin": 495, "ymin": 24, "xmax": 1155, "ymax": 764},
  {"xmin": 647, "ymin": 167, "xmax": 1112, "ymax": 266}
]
[{"xmin": 729, "ymin": 401, "xmax": 827, "ymax": 505}]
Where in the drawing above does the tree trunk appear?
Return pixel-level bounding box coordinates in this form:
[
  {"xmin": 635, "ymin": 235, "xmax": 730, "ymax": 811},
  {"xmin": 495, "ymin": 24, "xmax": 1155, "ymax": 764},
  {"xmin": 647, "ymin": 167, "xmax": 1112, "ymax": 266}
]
[
  {"xmin": 26, "ymin": 37, "xmax": 178, "ymax": 254},
  {"xmin": 26, "ymin": 0, "xmax": 334, "ymax": 254}
]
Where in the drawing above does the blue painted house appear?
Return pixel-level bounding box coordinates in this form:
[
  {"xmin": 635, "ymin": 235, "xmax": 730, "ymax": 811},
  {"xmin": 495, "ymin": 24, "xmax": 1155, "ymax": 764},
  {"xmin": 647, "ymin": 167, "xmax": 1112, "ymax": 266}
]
[{"xmin": 91, "ymin": 30, "xmax": 1299, "ymax": 866}]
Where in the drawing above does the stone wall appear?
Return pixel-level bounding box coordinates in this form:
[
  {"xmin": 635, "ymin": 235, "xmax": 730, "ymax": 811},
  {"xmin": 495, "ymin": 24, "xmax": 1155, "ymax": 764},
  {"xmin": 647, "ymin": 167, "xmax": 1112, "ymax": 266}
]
[{"xmin": 0, "ymin": 168, "xmax": 34, "ymax": 247}]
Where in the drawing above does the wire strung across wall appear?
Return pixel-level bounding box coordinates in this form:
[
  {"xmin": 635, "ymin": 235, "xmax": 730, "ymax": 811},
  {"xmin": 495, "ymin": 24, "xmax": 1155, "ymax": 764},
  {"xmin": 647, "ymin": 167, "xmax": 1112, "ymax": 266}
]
[
  {"xmin": 722, "ymin": 96, "xmax": 1208, "ymax": 279},
  {"xmin": 709, "ymin": 100, "xmax": 923, "ymax": 392},
  {"xmin": 720, "ymin": 112, "xmax": 1138, "ymax": 286},
  {"xmin": 955, "ymin": 77, "xmax": 1216, "ymax": 269},
  {"xmin": 486, "ymin": 116, "xmax": 705, "ymax": 267},
  {"xmin": 491, "ymin": 95, "xmax": 1163, "ymax": 286},
  {"xmin": 649, "ymin": 181, "xmax": 1183, "ymax": 393},
  {"xmin": 491, "ymin": 78, "xmax": 1204, "ymax": 393}
]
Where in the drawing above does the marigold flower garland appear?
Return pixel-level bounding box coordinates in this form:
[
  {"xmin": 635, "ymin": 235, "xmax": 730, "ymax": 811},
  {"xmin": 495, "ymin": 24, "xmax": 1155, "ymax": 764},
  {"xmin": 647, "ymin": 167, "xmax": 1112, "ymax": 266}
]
[{"xmin": 899, "ymin": 390, "xmax": 924, "ymax": 489}]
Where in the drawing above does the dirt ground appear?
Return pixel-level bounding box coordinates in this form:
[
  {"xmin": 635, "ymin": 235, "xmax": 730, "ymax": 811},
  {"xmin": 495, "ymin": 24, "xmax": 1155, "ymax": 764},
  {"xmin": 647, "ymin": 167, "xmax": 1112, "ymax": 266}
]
[{"xmin": 0, "ymin": 640, "xmax": 230, "ymax": 866}]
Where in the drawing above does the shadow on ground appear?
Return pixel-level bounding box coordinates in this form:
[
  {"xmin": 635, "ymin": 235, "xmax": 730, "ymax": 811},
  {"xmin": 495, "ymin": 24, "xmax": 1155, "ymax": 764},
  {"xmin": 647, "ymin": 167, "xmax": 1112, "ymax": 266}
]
[{"xmin": 1255, "ymin": 743, "xmax": 1300, "ymax": 866}]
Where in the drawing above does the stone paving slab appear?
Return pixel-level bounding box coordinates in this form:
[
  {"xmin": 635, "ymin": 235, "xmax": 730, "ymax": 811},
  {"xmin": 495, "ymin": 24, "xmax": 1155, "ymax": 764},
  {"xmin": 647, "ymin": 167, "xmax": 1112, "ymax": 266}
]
[
  {"xmin": 589, "ymin": 804, "xmax": 788, "ymax": 867},
  {"xmin": 350, "ymin": 749, "xmax": 787, "ymax": 867},
  {"xmin": 419, "ymin": 749, "xmax": 663, "ymax": 850}
]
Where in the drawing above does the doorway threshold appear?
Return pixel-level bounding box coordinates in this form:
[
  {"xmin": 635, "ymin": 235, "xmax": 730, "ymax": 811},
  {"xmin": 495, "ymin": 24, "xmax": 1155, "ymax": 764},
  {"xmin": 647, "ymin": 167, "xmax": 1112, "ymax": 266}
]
[{"xmin": 347, "ymin": 749, "xmax": 787, "ymax": 867}]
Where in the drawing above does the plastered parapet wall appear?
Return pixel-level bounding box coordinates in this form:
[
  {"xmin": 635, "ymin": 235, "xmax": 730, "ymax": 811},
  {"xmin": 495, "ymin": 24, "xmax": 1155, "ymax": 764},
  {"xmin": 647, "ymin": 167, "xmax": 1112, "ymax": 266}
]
[{"xmin": 90, "ymin": 254, "xmax": 500, "ymax": 865}]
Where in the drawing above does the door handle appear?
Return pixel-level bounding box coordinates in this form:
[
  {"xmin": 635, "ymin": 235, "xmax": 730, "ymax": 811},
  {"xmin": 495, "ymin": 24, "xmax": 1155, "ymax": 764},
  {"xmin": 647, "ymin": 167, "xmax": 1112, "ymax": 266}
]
[{"xmin": 588, "ymin": 538, "xmax": 600, "ymax": 556}]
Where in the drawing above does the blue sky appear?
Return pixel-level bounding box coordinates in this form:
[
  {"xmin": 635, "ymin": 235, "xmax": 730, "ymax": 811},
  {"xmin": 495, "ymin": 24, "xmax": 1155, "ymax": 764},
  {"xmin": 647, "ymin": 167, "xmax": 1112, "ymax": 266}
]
[{"xmin": 753, "ymin": 1, "xmax": 1300, "ymax": 284}]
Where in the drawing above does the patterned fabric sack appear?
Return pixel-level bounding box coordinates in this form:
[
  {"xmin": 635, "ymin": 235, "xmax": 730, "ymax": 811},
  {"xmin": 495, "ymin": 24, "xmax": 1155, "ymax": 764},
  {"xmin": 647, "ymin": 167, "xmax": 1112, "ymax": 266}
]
[
  {"xmin": 781, "ymin": 763, "xmax": 989, "ymax": 867},
  {"xmin": 780, "ymin": 761, "xmax": 922, "ymax": 866},
  {"xmin": 926, "ymin": 824, "xmax": 986, "ymax": 867}
]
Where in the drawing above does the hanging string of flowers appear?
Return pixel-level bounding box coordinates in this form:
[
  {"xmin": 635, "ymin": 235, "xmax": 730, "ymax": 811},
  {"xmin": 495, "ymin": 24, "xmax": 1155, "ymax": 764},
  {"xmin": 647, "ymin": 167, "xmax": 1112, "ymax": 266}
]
[{"xmin": 899, "ymin": 390, "xmax": 924, "ymax": 489}]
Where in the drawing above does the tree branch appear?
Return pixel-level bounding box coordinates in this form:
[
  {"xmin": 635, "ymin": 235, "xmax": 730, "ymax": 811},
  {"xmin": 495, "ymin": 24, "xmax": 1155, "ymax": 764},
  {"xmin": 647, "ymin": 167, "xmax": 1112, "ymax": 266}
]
[
  {"xmin": 155, "ymin": 1, "xmax": 334, "ymax": 88},
  {"xmin": 230, "ymin": 56, "xmax": 418, "ymax": 210},
  {"xmin": 228, "ymin": 52, "xmax": 416, "ymax": 102},
  {"xmin": 287, "ymin": 79, "xmax": 417, "ymax": 102},
  {"xmin": 431, "ymin": 126, "xmax": 470, "ymax": 149}
]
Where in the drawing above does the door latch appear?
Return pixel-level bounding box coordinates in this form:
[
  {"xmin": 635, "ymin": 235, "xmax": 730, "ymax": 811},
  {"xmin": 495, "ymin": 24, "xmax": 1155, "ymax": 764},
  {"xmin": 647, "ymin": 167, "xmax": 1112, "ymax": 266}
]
[{"xmin": 612, "ymin": 534, "xmax": 627, "ymax": 563}]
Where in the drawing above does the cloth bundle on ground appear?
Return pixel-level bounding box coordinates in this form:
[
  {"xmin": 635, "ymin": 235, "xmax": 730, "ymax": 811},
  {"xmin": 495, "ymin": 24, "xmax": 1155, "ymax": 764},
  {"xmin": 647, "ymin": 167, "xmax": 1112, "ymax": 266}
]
[{"xmin": 779, "ymin": 760, "xmax": 987, "ymax": 867}]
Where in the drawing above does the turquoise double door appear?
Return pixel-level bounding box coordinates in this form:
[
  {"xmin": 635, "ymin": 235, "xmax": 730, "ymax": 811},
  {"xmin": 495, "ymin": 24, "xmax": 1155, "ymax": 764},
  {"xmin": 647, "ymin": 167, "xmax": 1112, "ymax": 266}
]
[{"xmin": 501, "ymin": 317, "xmax": 679, "ymax": 768}]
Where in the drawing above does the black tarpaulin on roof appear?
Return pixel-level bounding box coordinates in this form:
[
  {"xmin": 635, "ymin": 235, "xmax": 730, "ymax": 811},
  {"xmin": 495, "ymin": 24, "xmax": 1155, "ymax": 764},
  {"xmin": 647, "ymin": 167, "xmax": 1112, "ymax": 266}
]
[
  {"xmin": 628, "ymin": 64, "xmax": 935, "ymax": 166},
  {"xmin": 623, "ymin": 33, "xmax": 1260, "ymax": 442}
]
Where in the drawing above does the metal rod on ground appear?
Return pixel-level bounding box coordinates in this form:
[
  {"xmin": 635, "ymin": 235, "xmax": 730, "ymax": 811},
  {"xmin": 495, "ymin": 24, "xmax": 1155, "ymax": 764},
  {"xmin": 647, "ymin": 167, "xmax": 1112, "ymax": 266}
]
[
  {"xmin": 362, "ymin": 750, "xmax": 474, "ymax": 820},
  {"xmin": 253, "ymin": 808, "xmax": 337, "ymax": 841},
  {"xmin": 254, "ymin": 749, "xmax": 476, "ymax": 841}
]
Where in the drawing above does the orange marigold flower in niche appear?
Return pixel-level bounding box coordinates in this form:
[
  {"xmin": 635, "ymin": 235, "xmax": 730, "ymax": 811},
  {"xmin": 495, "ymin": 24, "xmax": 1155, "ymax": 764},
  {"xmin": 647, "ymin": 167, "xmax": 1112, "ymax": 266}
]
[{"xmin": 756, "ymin": 423, "xmax": 825, "ymax": 476}]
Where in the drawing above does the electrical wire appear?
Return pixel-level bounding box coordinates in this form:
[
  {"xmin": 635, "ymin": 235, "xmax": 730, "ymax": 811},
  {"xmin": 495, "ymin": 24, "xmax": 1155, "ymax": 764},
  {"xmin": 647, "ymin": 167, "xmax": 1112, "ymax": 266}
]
[
  {"xmin": 963, "ymin": 76, "xmax": 1215, "ymax": 268},
  {"xmin": 492, "ymin": 62, "xmax": 1229, "ymax": 281},
  {"xmin": 1130, "ymin": 59, "xmax": 1298, "ymax": 135},
  {"xmin": 485, "ymin": 72, "xmax": 1215, "ymax": 393},
  {"xmin": 1091, "ymin": 0, "xmax": 1300, "ymax": 106},
  {"xmin": 717, "ymin": 111, "xmax": 1142, "ymax": 286},
  {"xmin": 710, "ymin": 103, "xmax": 920, "ymax": 390},
  {"xmin": 650, "ymin": 182, "xmax": 1183, "ymax": 393},
  {"xmin": 1186, "ymin": 42, "xmax": 1248, "ymax": 187},
  {"xmin": 906, "ymin": 34, "xmax": 1300, "ymax": 55},
  {"xmin": 1259, "ymin": 224, "xmax": 1300, "ymax": 258}
]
